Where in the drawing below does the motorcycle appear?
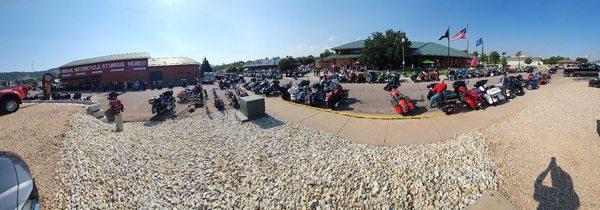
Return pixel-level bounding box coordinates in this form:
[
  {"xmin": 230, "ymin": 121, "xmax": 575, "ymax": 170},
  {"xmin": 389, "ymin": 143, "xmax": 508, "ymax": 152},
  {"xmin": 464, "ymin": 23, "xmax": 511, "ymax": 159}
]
[
  {"xmin": 279, "ymin": 82, "xmax": 293, "ymax": 101},
  {"xmin": 149, "ymin": 90, "xmax": 176, "ymax": 114},
  {"xmin": 452, "ymin": 81, "xmax": 483, "ymax": 110},
  {"xmin": 507, "ymin": 76, "xmax": 526, "ymax": 96},
  {"xmin": 225, "ymin": 90, "xmax": 240, "ymax": 109},
  {"xmin": 212, "ymin": 88, "xmax": 225, "ymax": 111},
  {"xmin": 107, "ymin": 92, "xmax": 124, "ymax": 115},
  {"xmin": 252, "ymin": 80, "xmax": 270, "ymax": 94},
  {"xmin": 384, "ymin": 82, "xmax": 415, "ymax": 115},
  {"xmin": 235, "ymin": 85, "xmax": 249, "ymax": 98},
  {"xmin": 262, "ymin": 80, "xmax": 281, "ymax": 96},
  {"xmin": 177, "ymin": 88, "xmax": 192, "ymax": 103},
  {"xmin": 289, "ymin": 80, "xmax": 311, "ymax": 103},
  {"xmin": 189, "ymin": 85, "xmax": 206, "ymax": 108},
  {"xmin": 427, "ymin": 83, "xmax": 459, "ymax": 114},
  {"xmin": 325, "ymin": 83, "xmax": 348, "ymax": 109},
  {"xmin": 474, "ymin": 80, "xmax": 505, "ymax": 106},
  {"xmin": 304, "ymin": 83, "xmax": 326, "ymax": 107}
]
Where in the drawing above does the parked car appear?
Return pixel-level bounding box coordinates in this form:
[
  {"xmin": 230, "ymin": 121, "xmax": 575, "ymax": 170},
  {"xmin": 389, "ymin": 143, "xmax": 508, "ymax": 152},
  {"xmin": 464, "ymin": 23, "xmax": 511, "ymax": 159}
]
[
  {"xmin": 0, "ymin": 85, "xmax": 29, "ymax": 114},
  {"xmin": 0, "ymin": 151, "xmax": 40, "ymax": 210},
  {"xmin": 201, "ymin": 72, "xmax": 216, "ymax": 84},
  {"xmin": 564, "ymin": 63, "xmax": 599, "ymax": 77}
]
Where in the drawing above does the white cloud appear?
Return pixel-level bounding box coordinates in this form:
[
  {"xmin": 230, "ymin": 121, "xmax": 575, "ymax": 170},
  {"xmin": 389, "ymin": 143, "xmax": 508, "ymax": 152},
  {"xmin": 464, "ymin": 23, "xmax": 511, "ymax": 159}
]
[
  {"xmin": 286, "ymin": 44, "xmax": 328, "ymax": 57},
  {"xmin": 328, "ymin": 35, "xmax": 338, "ymax": 42}
]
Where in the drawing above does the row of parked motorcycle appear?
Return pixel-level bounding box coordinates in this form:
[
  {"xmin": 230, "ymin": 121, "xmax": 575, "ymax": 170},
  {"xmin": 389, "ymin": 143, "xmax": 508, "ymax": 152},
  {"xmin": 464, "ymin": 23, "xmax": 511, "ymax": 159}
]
[
  {"xmin": 426, "ymin": 73, "xmax": 551, "ymax": 115},
  {"xmin": 385, "ymin": 72, "xmax": 552, "ymax": 115},
  {"xmin": 242, "ymin": 78, "xmax": 349, "ymax": 109}
]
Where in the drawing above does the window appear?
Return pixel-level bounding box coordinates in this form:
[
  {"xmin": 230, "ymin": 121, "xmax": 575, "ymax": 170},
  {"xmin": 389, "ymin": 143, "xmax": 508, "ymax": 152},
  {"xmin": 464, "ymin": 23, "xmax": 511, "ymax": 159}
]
[
  {"xmin": 0, "ymin": 158, "xmax": 17, "ymax": 192},
  {"xmin": 14, "ymin": 161, "xmax": 32, "ymax": 183}
]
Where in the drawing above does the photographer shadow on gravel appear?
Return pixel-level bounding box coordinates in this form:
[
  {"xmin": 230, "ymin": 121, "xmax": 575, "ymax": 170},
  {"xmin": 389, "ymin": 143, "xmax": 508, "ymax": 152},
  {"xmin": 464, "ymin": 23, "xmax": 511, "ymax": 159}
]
[
  {"xmin": 533, "ymin": 157, "xmax": 580, "ymax": 210},
  {"xmin": 596, "ymin": 120, "xmax": 600, "ymax": 136}
]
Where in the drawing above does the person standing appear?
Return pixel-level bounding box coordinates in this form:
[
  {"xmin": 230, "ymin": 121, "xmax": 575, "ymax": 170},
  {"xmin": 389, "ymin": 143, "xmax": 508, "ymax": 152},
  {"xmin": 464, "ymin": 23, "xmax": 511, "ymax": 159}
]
[{"xmin": 122, "ymin": 81, "xmax": 128, "ymax": 92}]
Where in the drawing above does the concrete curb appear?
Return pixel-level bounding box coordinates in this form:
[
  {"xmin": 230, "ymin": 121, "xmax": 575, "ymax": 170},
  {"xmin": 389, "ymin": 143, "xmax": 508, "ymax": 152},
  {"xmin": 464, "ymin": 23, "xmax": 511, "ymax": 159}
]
[{"xmin": 282, "ymin": 100, "xmax": 445, "ymax": 120}]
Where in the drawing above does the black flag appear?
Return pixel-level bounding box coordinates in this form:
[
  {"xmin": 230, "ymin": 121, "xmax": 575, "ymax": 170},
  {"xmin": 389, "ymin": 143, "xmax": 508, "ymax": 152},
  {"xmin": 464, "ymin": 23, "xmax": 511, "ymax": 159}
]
[{"xmin": 439, "ymin": 28, "xmax": 449, "ymax": 40}]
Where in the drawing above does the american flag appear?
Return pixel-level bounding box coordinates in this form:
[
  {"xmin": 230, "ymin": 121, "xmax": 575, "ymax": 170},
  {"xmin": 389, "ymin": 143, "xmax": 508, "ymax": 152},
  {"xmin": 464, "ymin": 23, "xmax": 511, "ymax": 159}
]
[{"xmin": 452, "ymin": 28, "xmax": 467, "ymax": 40}]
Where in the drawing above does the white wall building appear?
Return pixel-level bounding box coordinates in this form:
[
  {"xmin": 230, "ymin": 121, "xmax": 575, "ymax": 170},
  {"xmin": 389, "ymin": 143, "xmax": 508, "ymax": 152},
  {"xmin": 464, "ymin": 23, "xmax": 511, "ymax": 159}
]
[{"xmin": 506, "ymin": 56, "xmax": 543, "ymax": 68}]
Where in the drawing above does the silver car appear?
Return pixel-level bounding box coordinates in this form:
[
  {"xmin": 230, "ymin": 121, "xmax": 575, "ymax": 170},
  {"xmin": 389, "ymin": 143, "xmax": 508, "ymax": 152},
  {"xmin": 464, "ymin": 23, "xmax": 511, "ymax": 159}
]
[{"xmin": 0, "ymin": 151, "xmax": 40, "ymax": 210}]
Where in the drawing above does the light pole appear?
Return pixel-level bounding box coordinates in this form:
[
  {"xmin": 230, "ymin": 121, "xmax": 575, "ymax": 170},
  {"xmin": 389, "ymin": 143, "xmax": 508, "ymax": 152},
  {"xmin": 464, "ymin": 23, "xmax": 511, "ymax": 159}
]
[{"xmin": 401, "ymin": 37, "xmax": 405, "ymax": 75}]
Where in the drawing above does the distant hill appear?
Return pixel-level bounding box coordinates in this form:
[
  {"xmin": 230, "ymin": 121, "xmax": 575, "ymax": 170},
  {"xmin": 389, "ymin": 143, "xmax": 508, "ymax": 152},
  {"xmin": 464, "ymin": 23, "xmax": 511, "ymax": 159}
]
[{"xmin": 0, "ymin": 68, "xmax": 58, "ymax": 81}]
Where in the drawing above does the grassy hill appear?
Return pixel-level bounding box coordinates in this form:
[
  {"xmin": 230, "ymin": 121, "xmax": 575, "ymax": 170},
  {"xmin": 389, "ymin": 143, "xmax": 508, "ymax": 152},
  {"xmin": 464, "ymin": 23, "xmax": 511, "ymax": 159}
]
[{"xmin": 0, "ymin": 68, "xmax": 58, "ymax": 82}]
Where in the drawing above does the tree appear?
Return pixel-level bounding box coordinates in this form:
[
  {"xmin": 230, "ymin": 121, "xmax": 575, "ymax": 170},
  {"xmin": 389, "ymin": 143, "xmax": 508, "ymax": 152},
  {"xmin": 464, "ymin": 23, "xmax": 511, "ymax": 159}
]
[
  {"xmin": 472, "ymin": 51, "xmax": 479, "ymax": 57},
  {"xmin": 480, "ymin": 53, "xmax": 488, "ymax": 64},
  {"xmin": 501, "ymin": 57, "xmax": 508, "ymax": 67},
  {"xmin": 360, "ymin": 29, "xmax": 411, "ymax": 70},
  {"xmin": 489, "ymin": 51, "xmax": 501, "ymax": 64},
  {"xmin": 296, "ymin": 55, "xmax": 316, "ymax": 65},
  {"xmin": 200, "ymin": 57, "xmax": 213, "ymax": 72},
  {"xmin": 542, "ymin": 56, "xmax": 566, "ymax": 65},
  {"xmin": 320, "ymin": 50, "xmax": 332, "ymax": 58},
  {"xmin": 278, "ymin": 56, "xmax": 297, "ymax": 71},
  {"xmin": 524, "ymin": 57, "xmax": 533, "ymax": 65},
  {"xmin": 575, "ymin": 57, "xmax": 588, "ymax": 63}
]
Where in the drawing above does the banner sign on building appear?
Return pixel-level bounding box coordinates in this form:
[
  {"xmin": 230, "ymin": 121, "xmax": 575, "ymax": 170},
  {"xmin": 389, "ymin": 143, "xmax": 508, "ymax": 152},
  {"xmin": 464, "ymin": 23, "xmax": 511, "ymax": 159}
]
[{"xmin": 60, "ymin": 59, "xmax": 148, "ymax": 78}]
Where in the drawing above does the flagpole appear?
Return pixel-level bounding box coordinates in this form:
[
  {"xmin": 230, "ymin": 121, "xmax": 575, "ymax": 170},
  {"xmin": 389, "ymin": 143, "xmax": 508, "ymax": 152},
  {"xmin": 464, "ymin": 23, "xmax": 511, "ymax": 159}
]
[
  {"xmin": 466, "ymin": 24, "xmax": 469, "ymax": 57},
  {"xmin": 447, "ymin": 26, "xmax": 450, "ymax": 68}
]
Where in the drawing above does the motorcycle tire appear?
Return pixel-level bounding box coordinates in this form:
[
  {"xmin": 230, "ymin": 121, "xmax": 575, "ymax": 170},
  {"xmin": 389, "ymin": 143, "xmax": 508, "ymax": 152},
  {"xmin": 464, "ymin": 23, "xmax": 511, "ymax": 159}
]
[
  {"xmin": 326, "ymin": 101, "xmax": 336, "ymax": 109},
  {"xmin": 393, "ymin": 104, "xmax": 403, "ymax": 114}
]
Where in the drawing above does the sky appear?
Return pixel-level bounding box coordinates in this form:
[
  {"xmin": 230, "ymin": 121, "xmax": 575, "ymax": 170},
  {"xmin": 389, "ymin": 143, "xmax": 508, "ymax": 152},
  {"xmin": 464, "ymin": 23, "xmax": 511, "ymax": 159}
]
[{"xmin": 1, "ymin": 0, "xmax": 599, "ymax": 72}]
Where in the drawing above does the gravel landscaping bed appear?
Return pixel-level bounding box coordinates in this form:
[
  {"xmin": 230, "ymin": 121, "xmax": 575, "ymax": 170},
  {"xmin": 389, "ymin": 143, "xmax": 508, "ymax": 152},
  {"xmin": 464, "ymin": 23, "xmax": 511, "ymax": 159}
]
[
  {"xmin": 56, "ymin": 111, "xmax": 498, "ymax": 209},
  {"xmin": 0, "ymin": 103, "xmax": 81, "ymax": 209}
]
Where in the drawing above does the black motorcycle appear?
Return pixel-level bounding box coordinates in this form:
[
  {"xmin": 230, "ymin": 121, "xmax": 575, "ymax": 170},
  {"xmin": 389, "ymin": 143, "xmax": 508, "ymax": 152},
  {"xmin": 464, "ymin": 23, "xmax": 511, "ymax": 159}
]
[
  {"xmin": 262, "ymin": 80, "xmax": 281, "ymax": 96},
  {"xmin": 304, "ymin": 83, "xmax": 326, "ymax": 107},
  {"xmin": 225, "ymin": 90, "xmax": 240, "ymax": 109},
  {"xmin": 279, "ymin": 82, "xmax": 293, "ymax": 101},
  {"xmin": 149, "ymin": 90, "xmax": 175, "ymax": 114},
  {"xmin": 252, "ymin": 80, "xmax": 270, "ymax": 94},
  {"xmin": 212, "ymin": 88, "xmax": 225, "ymax": 111}
]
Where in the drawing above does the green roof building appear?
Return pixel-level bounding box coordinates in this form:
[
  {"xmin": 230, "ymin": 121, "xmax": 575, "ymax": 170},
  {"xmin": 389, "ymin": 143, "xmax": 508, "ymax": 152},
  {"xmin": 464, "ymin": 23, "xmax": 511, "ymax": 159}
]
[{"xmin": 318, "ymin": 40, "xmax": 471, "ymax": 69}]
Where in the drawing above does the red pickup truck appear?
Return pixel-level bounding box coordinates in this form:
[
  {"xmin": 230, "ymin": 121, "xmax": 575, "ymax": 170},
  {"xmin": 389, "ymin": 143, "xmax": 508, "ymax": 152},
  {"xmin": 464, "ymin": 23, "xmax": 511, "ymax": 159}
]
[{"xmin": 0, "ymin": 85, "xmax": 29, "ymax": 114}]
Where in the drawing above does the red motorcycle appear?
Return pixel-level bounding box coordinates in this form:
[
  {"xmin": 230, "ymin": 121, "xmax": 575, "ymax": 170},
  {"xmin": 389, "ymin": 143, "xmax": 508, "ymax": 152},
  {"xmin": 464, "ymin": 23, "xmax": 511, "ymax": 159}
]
[
  {"xmin": 452, "ymin": 81, "xmax": 483, "ymax": 110},
  {"xmin": 384, "ymin": 83, "xmax": 415, "ymax": 115},
  {"xmin": 325, "ymin": 83, "xmax": 348, "ymax": 109},
  {"xmin": 107, "ymin": 92, "xmax": 124, "ymax": 114},
  {"xmin": 177, "ymin": 88, "xmax": 191, "ymax": 103}
]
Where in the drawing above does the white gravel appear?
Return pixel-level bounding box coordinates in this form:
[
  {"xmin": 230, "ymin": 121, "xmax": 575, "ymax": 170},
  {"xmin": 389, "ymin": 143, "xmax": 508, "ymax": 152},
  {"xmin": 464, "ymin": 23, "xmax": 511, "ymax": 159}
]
[{"xmin": 56, "ymin": 111, "xmax": 498, "ymax": 209}]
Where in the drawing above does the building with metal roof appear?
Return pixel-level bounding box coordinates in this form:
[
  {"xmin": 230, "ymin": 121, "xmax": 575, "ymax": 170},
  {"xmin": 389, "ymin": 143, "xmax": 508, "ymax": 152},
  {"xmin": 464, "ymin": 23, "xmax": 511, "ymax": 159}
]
[
  {"xmin": 58, "ymin": 53, "xmax": 200, "ymax": 89},
  {"xmin": 318, "ymin": 40, "xmax": 470, "ymax": 68}
]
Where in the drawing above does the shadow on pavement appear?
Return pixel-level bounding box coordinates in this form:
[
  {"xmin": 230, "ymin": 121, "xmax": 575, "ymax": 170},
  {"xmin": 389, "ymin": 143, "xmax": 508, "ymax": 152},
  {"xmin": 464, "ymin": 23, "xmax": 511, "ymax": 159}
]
[
  {"xmin": 336, "ymin": 98, "xmax": 362, "ymax": 111},
  {"xmin": 251, "ymin": 114, "xmax": 284, "ymax": 129},
  {"xmin": 533, "ymin": 157, "xmax": 580, "ymax": 210}
]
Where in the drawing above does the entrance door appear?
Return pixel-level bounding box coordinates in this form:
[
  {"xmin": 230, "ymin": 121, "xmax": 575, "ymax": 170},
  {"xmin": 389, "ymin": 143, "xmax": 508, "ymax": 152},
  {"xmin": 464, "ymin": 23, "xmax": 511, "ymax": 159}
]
[{"xmin": 149, "ymin": 71, "xmax": 163, "ymax": 81}]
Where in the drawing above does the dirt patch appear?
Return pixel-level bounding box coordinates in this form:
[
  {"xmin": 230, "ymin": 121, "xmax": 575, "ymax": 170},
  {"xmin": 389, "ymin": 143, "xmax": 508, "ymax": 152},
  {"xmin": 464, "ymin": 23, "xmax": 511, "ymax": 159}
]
[{"xmin": 0, "ymin": 103, "xmax": 81, "ymax": 209}]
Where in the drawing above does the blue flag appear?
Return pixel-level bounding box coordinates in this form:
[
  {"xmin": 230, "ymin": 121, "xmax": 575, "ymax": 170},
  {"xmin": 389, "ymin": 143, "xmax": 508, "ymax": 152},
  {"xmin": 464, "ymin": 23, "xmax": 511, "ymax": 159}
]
[{"xmin": 475, "ymin": 38, "xmax": 483, "ymax": 47}]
